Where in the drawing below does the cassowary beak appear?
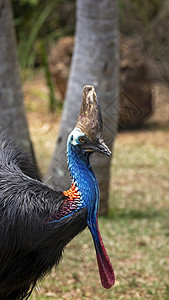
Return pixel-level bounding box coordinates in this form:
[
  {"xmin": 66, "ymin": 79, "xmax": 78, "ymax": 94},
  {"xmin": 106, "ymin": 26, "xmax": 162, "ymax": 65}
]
[{"xmin": 94, "ymin": 139, "xmax": 112, "ymax": 157}]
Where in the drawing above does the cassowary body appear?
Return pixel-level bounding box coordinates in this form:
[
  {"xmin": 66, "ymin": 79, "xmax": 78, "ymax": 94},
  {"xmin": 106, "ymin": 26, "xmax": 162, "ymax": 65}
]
[{"xmin": 0, "ymin": 86, "xmax": 115, "ymax": 299}]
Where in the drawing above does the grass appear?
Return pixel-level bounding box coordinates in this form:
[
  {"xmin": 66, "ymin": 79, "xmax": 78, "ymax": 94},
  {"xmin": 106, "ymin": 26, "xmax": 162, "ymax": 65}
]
[{"xmin": 23, "ymin": 76, "xmax": 169, "ymax": 299}]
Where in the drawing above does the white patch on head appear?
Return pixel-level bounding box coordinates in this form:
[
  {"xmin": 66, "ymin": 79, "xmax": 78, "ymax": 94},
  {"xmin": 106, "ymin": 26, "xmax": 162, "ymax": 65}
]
[{"xmin": 69, "ymin": 127, "xmax": 85, "ymax": 146}]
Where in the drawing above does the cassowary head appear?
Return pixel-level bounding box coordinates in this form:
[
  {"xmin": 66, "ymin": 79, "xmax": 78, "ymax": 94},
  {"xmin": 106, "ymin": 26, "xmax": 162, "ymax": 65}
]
[{"xmin": 70, "ymin": 85, "xmax": 111, "ymax": 157}]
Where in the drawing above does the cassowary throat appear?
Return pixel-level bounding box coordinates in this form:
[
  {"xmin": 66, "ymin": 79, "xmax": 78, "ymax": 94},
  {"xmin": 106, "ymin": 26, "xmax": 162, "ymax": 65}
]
[{"xmin": 0, "ymin": 85, "xmax": 115, "ymax": 300}]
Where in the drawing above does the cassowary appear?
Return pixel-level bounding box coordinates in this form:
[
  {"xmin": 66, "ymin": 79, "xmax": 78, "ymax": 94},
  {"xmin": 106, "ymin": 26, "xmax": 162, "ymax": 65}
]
[{"xmin": 0, "ymin": 85, "xmax": 115, "ymax": 299}]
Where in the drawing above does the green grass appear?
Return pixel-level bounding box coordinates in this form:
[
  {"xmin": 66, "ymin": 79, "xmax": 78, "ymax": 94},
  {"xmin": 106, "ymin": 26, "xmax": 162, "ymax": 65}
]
[{"xmin": 28, "ymin": 126, "xmax": 169, "ymax": 299}]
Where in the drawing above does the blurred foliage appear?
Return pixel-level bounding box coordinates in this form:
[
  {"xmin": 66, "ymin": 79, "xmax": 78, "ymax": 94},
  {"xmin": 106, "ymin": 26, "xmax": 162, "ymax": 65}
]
[
  {"xmin": 119, "ymin": 0, "xmax": 163, "ymax": 35},
  {"xmin": 12, "ymin": 0, "xmax": 169, "ymax": 68},
  {"xmin": 119, "ymin": 0, "xmax": 169, "ymax": 82},
  {"xmin": 12, "ymin": 0, "xmax": 75, "ymax": 70},
  {"xmin": 11, "ymin": 0, "xmax": 169, "ymax": 111},
  {"xmin": 39, "ymin": 41, "xmax": 57, "ymax": 112},
  {"xmin": 12, "ymin": 0, "xmax": 169, "ymax": 88},
  {"xmin": 12, "ymin": 0, "xmax": 75, "ymax": 111},
  {"xmin": 119, "ymin": 1, "xmax": 169, "ymax": 48}
]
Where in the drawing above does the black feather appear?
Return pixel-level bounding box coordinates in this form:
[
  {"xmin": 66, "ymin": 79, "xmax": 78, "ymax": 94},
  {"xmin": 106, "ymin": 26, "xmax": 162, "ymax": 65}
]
[{"xmin": 0, "ymin": 133, "xmax": 87, "ymax": 299}]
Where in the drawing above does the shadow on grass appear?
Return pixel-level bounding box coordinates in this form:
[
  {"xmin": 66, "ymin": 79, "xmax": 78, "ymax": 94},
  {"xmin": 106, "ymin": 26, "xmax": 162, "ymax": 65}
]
[
  {"xmin": 165, "ymin": 284, "xmax": 169, "ymax": 299},
  {"xmin": 107, "ymin": 207, "xmax": 166, "ymax": 220}
]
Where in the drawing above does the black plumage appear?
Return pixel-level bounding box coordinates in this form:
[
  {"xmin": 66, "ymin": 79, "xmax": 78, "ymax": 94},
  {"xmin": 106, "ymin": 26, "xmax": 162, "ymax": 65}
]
[
  {"xmin": 0, "ymin": 85, "xmax": 115, "ymax": 299},
  {"xmin": 0, "ymin": 133, "xmax": 87, "ymax": 300}
]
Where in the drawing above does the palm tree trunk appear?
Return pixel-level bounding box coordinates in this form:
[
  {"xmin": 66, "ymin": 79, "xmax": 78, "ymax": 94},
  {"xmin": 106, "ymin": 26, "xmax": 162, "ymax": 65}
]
[
  {"xmin": 47, "ymin": 0, "xmax": 119, "ymax": 215},
  {"xmin": 0, "ymin": 0, "xmax": 34, "ymax": 156}
]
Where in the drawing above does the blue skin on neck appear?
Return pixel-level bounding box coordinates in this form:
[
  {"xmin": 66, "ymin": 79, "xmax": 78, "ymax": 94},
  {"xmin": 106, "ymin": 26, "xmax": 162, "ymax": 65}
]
[
  {"xmin": 67, "ymin": 128, "xmax": 100, "ymax": 227},
  {"xmin": 48, "ymin": 127, "xmax": 100, "ymax": 225},
  {"xmin": 50, "ymin": 127, "xmax": 115, "ymax": 288}
]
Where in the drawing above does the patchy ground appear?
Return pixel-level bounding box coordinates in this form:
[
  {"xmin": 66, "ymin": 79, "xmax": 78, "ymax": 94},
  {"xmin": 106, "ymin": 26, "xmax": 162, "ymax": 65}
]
[{"xmin": 23, "ymin": 74, "xmax": 169, "ymax": 300}]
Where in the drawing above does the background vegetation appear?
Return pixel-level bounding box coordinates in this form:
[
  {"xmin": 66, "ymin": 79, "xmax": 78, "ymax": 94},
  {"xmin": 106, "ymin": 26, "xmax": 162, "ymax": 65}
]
[
  {"xmin": 12, "ymin": 0, "xmax": 169, "ymax": 299},
  {"xmin": 12, "ymin": 0, "xmax": 169, "ymax": 84}
]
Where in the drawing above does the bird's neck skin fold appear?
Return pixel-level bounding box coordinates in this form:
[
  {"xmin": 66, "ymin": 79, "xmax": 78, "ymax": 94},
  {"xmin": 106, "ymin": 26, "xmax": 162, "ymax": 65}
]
[{"xmin": 66, "ymin": 129, "xmax": 100, "ymax": 224}]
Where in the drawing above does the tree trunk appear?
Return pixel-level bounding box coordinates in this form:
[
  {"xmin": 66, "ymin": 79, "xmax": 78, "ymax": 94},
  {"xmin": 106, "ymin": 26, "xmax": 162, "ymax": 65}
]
[
  {"xmin": 0, "ymin": 0, "xmax": 34, "ymax": 156},
  {"xmin": 47, "ymin": 0, "xmax": 119, "ymax": 215}
]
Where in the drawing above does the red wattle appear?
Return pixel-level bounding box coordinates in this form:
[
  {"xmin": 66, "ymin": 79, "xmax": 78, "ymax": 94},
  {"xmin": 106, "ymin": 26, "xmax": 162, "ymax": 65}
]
[{"xmin": 89, "ymin": 216, "xmax": 115, "ymax": 289}]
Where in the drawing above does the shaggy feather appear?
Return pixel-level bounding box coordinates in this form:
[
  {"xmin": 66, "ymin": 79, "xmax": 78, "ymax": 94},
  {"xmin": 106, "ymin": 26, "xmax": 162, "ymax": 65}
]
[{"xmin": 0, "ymin": 133, "xmax": 87, "ymax": 299}]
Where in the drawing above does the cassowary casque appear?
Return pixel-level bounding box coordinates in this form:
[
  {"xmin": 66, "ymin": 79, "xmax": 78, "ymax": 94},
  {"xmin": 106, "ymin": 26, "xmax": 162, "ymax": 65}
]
[{"xmin": 0, "ymin": 85, "xmax": 115, "ymax": 300}]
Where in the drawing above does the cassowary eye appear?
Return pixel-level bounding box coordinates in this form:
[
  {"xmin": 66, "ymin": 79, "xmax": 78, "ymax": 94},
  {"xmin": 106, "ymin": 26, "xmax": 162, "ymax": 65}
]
[{"xmin": 79, "ymin": 136, "xmax": 86, "ymax": 144}]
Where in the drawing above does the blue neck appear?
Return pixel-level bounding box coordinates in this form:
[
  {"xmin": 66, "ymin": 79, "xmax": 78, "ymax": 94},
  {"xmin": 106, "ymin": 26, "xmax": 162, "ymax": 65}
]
[
  {"xmin": 66, "ymin": 132, "xmax": 115, "ymax": 289},
  {"xmin": 67, "ymin": 134, "xmax": 100, "ymax": 225}
]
